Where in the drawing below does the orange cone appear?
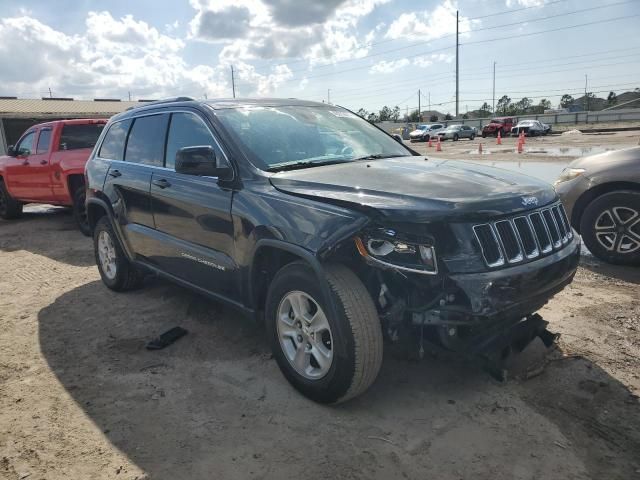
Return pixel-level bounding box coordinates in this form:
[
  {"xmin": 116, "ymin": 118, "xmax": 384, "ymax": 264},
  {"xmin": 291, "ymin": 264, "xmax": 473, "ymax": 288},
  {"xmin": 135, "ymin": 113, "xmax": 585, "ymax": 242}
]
[
  {"xmin": 436, "ymin": 136, "xmax": 442, "ymax": 152},
  {"xmin": 517, "ymin": 138, "xmax": 524, "ymax": 153},
  {"xmin": 478, "ymin": 143, "xmax": 483, "ymax": 154},
  {"xmin": 428, "ymin": 136, "xmax": 433, "ymax": 147},
  {"xmin": 496, "ymin": 130, "xmax": 502, "ymax": 145},
  {"xmin": 520, "ymin": 130, "xmax": 526, "ymax": 144}
]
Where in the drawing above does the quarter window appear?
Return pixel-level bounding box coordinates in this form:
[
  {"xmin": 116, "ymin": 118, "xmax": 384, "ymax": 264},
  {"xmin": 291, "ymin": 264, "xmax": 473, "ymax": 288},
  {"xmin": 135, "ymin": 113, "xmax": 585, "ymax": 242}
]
[
  {"xmin": 165, "ymin": 113, "xmax": 223, "ymax": 169},
  {"xmin": 125, "ymin": 114, "xmax": 169, "ymax": 167},
  {"xmin": 99, "ymin": 120, "xmax": 132, "ymax": 160},
  {"xmin": 36, "ymin": 129, "xmax": 52, "ymax": 154}
]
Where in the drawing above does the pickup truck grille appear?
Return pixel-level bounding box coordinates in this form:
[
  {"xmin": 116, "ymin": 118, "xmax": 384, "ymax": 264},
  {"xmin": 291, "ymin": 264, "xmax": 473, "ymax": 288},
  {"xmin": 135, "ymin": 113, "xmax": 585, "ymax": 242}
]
[{"xmin": 473, "ymin": 203, "xmax": 572, "ymax": 268}]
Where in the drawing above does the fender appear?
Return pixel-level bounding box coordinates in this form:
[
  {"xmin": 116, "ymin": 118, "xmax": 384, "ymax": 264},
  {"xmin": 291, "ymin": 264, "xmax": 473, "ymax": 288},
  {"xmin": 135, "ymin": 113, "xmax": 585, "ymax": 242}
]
[
  {"xmin": 249, "ymin": 238, "xmax": 350, "ymax": 358},
  {"xmin": 86, "ymin": 196, "xmax": 136, "ymax": 261}
]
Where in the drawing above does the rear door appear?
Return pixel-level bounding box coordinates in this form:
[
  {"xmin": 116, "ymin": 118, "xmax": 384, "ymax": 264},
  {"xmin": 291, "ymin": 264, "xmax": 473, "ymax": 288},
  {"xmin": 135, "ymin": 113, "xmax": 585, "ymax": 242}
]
[
  {"xmin": 24, "ymin": 127, "xmax": 55, "ymax": 201},
  {"xmin": 149, "ymin": 111, "xmax": 236, "ymax": 299},
  {"xmin": 4, "ymin": 129, "xmax": 37, "ymax": 199},
  {"xmin": 100, "ymin": 114, "xmax": 168, "ymax": 256}
]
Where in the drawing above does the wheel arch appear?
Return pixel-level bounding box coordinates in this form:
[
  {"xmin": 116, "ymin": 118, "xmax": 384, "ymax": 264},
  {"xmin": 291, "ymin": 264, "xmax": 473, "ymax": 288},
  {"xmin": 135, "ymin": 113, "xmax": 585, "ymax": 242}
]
[
  {"xmin": 66, "ymin": 173, "xmax": 85, "ymax": 201},
  {"xmin": 571, "ymin": 181, "xmax": 640, "ymax": 233},
  {"xmin": 86, "ymin": 197, "xmax": 135, "ymax": 261}
]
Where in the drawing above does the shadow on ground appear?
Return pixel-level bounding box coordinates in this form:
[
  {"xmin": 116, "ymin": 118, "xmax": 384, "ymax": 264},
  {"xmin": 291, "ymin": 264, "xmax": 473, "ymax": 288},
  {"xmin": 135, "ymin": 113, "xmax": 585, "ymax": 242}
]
[
  {"xmin": 580, "ymin": 256, "xmax": 640, "ymax": 285},
  {"xmin": 37, "ymin": 279, "xmax": 640, "ymax": 479},
  {"xmin": 0, "ymin": 205, "xmax": 93, "ymax": 267}
]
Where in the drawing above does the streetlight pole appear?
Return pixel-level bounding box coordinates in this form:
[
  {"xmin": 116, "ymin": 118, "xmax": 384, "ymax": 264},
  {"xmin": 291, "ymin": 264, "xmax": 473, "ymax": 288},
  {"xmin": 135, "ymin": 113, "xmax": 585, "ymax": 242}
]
[
  {"xmin": 455, "ymin": 10, "xmax": 459, "ymax": 118},
  {"xmin": 492, "ymin": 61, "xmax": 496, "ymax": 113}
]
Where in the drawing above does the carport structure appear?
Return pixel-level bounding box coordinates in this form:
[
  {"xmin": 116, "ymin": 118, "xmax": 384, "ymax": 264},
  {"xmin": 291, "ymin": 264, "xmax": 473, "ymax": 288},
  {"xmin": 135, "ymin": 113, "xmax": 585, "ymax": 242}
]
[{"xmin": 0, "ymin": 97, "xmax": 145, "ymax": 155}]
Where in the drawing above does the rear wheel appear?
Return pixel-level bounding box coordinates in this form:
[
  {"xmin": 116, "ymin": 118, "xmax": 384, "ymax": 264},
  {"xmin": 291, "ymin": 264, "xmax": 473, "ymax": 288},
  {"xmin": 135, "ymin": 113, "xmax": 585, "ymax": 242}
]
[
  {"xmin": 93, "ymin": 216, "xmax": 145, "ymax": 291},
  {"xmin": 453, "ymin": 134, "xmax": 459, "ymax": 141},
  {"xmin": 72, "ymin": 185, "xmax": 91, "ymax": 236},
  {"xmin": 0, "ymin": 178, "xmax": 22, "ymax": 220},
  {"xmin": 266, "ymin": 261, "xmax": 383, "ymax": 404},
  {"xmin": 470, "ymin": 133, "xmax": 476, "ymax": 140},
  {"xmin": 580, "ymin": 191, "xmax": 640, "ymax": 265}
]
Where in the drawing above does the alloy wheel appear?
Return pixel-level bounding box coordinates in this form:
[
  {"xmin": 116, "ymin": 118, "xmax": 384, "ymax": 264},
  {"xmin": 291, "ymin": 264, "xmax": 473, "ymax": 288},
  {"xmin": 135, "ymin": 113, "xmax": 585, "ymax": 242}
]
[
  {"xmin": 97, "ymin": 230, "xmax": 118, "ymax": 280},
  {"xmin": 594, "ymin": 206, "xmax": 640, "ymax": 254}
]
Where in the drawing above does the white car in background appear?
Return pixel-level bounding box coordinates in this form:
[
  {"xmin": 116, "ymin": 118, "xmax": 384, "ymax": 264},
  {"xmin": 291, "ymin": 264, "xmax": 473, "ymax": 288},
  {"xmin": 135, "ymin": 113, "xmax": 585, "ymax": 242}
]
[
  {"xmin": 409, "ymin": 123, "xmax": 445, "ymax": 142},
  {"xmin": 511, "ymin": 119, "xmax": 551, "ymax": 136}
]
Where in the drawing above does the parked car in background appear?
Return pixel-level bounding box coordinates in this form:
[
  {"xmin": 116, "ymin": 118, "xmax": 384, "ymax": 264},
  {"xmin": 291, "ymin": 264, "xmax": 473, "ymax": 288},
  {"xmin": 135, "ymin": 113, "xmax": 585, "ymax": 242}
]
[
  {"xmin": 0, "ymin": 119, "xmax": 107, "ymax": 234},
  {"xmin": 511, "ymin": 120, "xmax": 548, "ymax": 136},
  {"xmin": 481, "ymin": 117, "xmax": 516, "ymax": 137},
  {"xmin": 85, "ymin": 97, "xmax": 579, "ymax": 404},
  {"xmin": 555, "ymin": 146, "xmax": 640, "ymax": 265},
  {"xmin": 437, "ymin": 124, "xmax": 476, "ymax": 141},
  {"xmin": 409, "ymin": 123, "xmax": 445, "ymax": 142}
]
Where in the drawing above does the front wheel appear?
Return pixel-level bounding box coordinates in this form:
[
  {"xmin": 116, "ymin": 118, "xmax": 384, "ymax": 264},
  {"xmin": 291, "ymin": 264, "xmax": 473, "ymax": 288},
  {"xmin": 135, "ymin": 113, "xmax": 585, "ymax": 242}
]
[
  {"xmin": 93, "ymin": 216, "xmax": 145, "ymax": 291},
  {"xmin": 470, "ymin": 133, "xmax": 476, "ymax": 140},
  {"xmin": 580, "ymin": 191, "xmax": 640, "ymax": 265},
  {"xmin": 266, "ymin": 261, "xmax": 383, "ymax": 404},
  {"xmin": 481, "ymin": 132, "xmax": 487, "ymax": 138},
  {"xmin": 453, "ymin": 134, "xmax": 459, "ymax": 141},
  {"xmin": 0, "ymin": 178, "xmax": 23, "ymax": 220}
]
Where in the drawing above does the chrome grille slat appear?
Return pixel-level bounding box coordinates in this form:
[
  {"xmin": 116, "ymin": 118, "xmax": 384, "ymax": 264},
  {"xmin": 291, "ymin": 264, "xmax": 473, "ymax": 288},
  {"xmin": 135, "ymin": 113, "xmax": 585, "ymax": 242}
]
[{"xmin": 474, "ymin": 202, "xmax": 572, "ymax": 268}]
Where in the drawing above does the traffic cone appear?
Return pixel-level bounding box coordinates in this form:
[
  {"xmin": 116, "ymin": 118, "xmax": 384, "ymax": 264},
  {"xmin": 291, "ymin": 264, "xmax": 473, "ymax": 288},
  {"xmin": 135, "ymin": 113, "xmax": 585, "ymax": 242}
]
[
  {"xmin": 496, "ymin": 130, "xmax": 502, "ymax": 145},
  {"xmin": 436, "ymin": 136, "xmax": 442, "ymax": 152},
  {"xmin": 520, "ymin": 130, "xmax": 526, "ymax": 144},
  {"xmin": 478, "ymin": 143, "xmax": 483, "ymax": 154},
  {"xmin": 428, "ymin": 137, "xmax": 433, "ymax": 147},
  {"xmin": 517, "ymin": 138, "xmax": 524, "ymax": 153}
]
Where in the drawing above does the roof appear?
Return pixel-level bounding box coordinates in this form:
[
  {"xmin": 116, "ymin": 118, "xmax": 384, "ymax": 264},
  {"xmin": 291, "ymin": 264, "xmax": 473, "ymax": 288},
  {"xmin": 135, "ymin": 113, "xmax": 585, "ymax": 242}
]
[
  {"xmin": 0, "ymin": 98, "xmax": 140, "ymax": 116},
  {"xmin": 203, "ymin": 98, "xmax": 327, "ymax": 109}
]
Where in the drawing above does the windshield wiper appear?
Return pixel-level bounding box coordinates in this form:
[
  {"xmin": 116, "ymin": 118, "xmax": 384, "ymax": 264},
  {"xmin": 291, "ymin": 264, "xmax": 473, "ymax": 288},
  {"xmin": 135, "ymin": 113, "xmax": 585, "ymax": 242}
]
[
  {"xmin": 267, "ymin": 158, "xmax": 350, "ymax": 172},
  {"xmin": 351, "ymin": 154, "xmax": 409, "ymax": 162}
]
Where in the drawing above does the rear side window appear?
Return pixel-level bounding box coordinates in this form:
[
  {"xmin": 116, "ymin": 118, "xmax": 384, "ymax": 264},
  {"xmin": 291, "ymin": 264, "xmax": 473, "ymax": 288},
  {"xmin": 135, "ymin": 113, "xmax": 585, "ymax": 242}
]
[
  {"xmin": 36, "ymin": 129, "xmax": 52, "ymax": 154},
  {"xmin": 125, "ymin": 114, "xmax": 169, "ymax": 166},
  {"xmin": 99, "ymin": 120, "xmax": 131, "ymax": 160},
  {"xmin": 165, "ymin": 113, "xmax": 222, "ymax": 169},
  {"xmin": 60, "ymin": 124, "xmax": 105, "ymax": 150}
]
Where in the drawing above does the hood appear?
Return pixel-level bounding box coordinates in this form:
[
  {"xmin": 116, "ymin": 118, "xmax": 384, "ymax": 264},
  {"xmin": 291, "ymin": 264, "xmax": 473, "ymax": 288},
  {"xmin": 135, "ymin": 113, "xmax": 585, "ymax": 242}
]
[
  {"xmin": 269, "ymin": 156, "xmax": 557, "ymax": 222},
  {"xmin": 568, "ymin": 146, "xmax": 640, "ymax": 172},
  {"xmin": 409, "ymin": 129, "xmax": 426, "ymax": 136}
]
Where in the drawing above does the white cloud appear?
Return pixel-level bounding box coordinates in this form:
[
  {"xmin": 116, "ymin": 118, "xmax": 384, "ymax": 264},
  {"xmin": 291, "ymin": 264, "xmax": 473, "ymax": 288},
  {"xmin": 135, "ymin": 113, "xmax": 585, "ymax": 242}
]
[
  {"xmin": 506, "ymin": 0, "xmax": 545, "ymax": 6},
  {"xmin": 413, "ymin": 53, "xmax": 454, "ymax": 67},
  {"xmin": 369, "ymin": 58, "xmax": 410, "ymax": 74},
  {"xmin": 385, "ymin": 0, "xmax": 473, "ymax": 41}
]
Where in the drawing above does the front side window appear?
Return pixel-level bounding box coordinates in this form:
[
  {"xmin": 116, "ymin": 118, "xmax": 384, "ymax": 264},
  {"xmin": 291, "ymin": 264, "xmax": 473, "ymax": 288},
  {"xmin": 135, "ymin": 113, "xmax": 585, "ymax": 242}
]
[
  {"xmin": 124, "ymin": 115, "xmax": 168, "ymax": 166},
  {"xmin": 36, "ymin": 129, "xmax": 52, "ymax": 154},
  {"xmin": 165, "ymin": 113, "xmax": 223, "ymax": 169},
  {"xmin": 216, "ymin": 105, "xmax": 410, "ymax": 171},
  {"xmin": 60, "ymin": 124, "xmax": 105, "ymax": 151},
  {"xmin": 99, "ymin": 119, "xmax": 131, "ymax": 160},
  {"xmin": 16, "ymin": 131, "xmax": 36, "ymax": 155}
]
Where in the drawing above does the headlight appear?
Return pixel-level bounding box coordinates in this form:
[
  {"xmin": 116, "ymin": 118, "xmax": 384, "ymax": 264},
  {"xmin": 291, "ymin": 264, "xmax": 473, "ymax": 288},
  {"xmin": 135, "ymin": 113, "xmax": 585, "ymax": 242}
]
[
  {"xmin": 354, "ymin": 233, "xmax": 437, "ymax": 274},
  {"xmin": 554, "ymin": 167, "xmax": 585, "ymax": 186}
]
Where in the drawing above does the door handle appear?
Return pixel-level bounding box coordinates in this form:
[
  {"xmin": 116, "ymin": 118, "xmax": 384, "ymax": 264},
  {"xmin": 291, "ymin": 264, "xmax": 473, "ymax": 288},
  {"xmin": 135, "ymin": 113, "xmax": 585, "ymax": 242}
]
[
  {"xmin": 21, "ymin": 160, "xmax": 29, "ymax": 166},
  {"xmin": 108, "ymin": 169, "xmax": 122, "ymax": 178},
  {"xmin": 40, "ymin": 160, "xmax": 47, "ymax": 165},
  {"xmin": 152, "ymin": 178, "xmax": 171, "ymax": 189}
]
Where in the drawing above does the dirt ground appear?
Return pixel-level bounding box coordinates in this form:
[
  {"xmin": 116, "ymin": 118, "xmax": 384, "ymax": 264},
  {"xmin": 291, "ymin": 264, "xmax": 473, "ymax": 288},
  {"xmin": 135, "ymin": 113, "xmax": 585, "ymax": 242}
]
[{"xmin": 1, "ymin": 170, "xmax": 639, "ymax": 479}]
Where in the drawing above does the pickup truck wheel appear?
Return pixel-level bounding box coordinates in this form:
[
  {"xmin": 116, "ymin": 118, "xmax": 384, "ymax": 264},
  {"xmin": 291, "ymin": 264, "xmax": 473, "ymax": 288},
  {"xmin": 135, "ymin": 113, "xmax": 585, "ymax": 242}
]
[
  {"xmin": 580, "ymin": 191, "xmax": 640, "ymax": 266},
  {"xmin": 73, "ymin": 185, "xmax": 91, "ymax": 236},
  {"xmin": 0, "ymin": 179, "xmax": 23, "ymax": 220},
  {"xmin": 93, "ymin": 216, "xmax": 145, "ymax": 291},
  {"xmin": 266, "ymin": 261, "xmax": 383, "ymax": 404},
  {"xmin": 481, "ymin": 132, "xmax": 487, "ymax": 138}
]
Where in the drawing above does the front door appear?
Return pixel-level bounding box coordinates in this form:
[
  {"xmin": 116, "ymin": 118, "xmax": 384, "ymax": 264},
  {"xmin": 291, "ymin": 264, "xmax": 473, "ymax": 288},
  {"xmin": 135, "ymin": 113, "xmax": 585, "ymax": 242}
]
[
  {"xmin": 149, "ymin": 111, "xmax": 236, "ymax": 300},
  {"xmin": 4, "ymin": 129, "xmax": 37, "ymax": 199}
]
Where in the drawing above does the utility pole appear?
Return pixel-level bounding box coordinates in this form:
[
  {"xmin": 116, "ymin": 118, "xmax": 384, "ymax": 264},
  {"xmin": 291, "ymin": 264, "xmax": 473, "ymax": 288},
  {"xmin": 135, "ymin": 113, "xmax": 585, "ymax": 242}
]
[
  {"xmin": 584, "ymin": 74, "xmax": 588, "ymax": 111},
  {"xmin": 418, "ymin": 89, "xmax": 421, "ymax": 122},
  {"xmin": 327, "ymin": 89, "xmax": 331, "ymax": 104},
  {"xmin": 231, "ymin": 65, "xmax": 236, "ymax": 98},
  {"xmin": 428, "ymin": 92, "xmax": 431, "ymax": 113},
  {"xmin": 48, "ymin": 87, "xmax": 52, "ymax": 98},
  {"xmin": 492, "ymin": 61, "xmax": 496, "ymax": 113},
  {"xmin": 455, "ymin": 10, "xmax": 459, "ymax": 118},
  {"xmin": 128, "ymin": 91, "xmax": 131, "ymax": 101}
]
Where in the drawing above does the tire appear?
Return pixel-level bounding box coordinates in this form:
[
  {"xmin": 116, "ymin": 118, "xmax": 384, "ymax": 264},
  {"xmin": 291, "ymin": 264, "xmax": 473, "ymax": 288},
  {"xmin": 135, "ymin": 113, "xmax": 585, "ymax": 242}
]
[
  {"xmin": 72, "ymin": 185, "xmax": 91, "ymax": 236},
  {"xmin": 580, "ymin": 190, "xmax": 640, "ymax": 266},
  {"xmin": 0, "ymin": 178, "xmax": 23, "ymax": 220},
  {"xmin": 453, "ymin": 134, "xmax": 459, "ymax": 141},
  {"xmin": 470, "ymin": 133, "xmax": 476, "ymax": 140},
  {"xmin": 266, "ymin": 261, "xmax": 383, "ymax": 404},
  {"xmin": 93, "ymin": 216, "xmax": 145, "ymax": 291}
]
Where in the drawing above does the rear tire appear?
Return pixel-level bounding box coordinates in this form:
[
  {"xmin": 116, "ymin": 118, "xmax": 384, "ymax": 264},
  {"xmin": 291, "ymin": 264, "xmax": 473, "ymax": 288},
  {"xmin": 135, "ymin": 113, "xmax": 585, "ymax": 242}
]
[
  {"xmin": 453, "ymin": 134, "xmax": 459, "ymax": 141},
  {"xmin": 0, "ymin": 178, "xmax": 22, "ymax": 220},
  {"xmin": 580, "ymin": 191, "xmax": 640, "ymax": 266},
  {"xmin": 470, "ymin": 133, "xmax": 476, "ymax": 140},
  {"xmin": 266, "ymin": 261, "xmax": 383, "ymax": 404},
  {"xmin": 72, "ymin": 185, "xmax": 91, "ymax": 236},
  {"xmin": 93, "ymin": 216, "xmax": 145, "ymax": 291}
]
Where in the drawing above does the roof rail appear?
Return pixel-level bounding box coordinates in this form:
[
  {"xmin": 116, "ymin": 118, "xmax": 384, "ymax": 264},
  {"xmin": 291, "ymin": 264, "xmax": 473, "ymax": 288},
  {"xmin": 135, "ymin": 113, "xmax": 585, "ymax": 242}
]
[{"xmin": 126, "ymin": 96, "xmax": 196, "ymax": 111}]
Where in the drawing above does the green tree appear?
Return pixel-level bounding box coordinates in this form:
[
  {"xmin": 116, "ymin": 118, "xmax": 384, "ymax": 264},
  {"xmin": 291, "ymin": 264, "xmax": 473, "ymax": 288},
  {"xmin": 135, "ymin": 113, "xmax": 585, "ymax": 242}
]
[
  {"xmin": 408, "ymin": 109, "xmax": 420, "ymax": 122},
  {"xmin": 496, "ymin": 95, "xmax": 511, "ymax": 115},
  {"xmin": 391, "ymin": 106, "xmax": 401, "ymax": 121},
  {"xmin": 514, "ymin": 97, "xmax": 532, "ymax": 114},
  {"xmin": 537, "ymin": 98, "xmax": 551, "ymax": 113},
  {"xmin": 379, "ymin": 106, "xmax": 392, "ymax": 121},
  {"xmin": 607, "ymin": 91, "xmax": 617, "ymax": 106},
  {"xmin": 429, "ymin": 114, "xmax": 438, "ymax": 122},
  {"xmin": 367, "ymin": 112, "xmax": 379, "ymax": 123},
  {"xmin": 478, "ymin": 102, "xmax": 492, "ymax": 117},
  {"xmin": 356, "ymin": 108, "xmax": 368, "ymax": 119},
  {"xmin": 444, "ymin": 113, "xmax": 453, "ymax": 120},
  {"xmin": 560, "ymin": 94, "xmax": 574, "ymax": 109},
  {"xmin": 462, "ymin": 113, "xmax": 469, "ymax": 119}
]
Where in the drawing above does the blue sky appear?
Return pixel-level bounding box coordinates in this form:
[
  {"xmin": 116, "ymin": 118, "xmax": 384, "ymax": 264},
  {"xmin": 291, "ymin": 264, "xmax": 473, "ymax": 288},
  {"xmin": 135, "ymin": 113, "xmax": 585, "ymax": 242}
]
[{"xmin": 0, "ymin": 0, "xmax": 638, "ymax": 115}]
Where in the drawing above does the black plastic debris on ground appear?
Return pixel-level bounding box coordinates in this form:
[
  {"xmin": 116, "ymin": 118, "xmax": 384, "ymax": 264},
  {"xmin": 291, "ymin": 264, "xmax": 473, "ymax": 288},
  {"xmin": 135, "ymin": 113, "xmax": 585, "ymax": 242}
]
[{"xmin": 146, "ymin": 327, "xmax": 188, "ymax": 350}]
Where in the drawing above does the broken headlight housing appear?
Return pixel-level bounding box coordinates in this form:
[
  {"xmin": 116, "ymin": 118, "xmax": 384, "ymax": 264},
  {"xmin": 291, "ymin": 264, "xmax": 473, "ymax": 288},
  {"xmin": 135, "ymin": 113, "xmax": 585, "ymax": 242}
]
[{"xmin": 355, "ymin": 231, "xmax": 437, "ymax": 274}]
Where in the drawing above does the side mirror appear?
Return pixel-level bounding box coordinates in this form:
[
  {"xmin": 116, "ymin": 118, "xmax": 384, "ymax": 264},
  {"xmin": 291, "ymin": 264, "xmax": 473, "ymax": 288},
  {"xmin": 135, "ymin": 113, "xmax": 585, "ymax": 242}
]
[
  {"xmin": 175, "ymin": 146, "xmax": 230, "ymax": 178},
  {"xmin": 391, "ymin": 134, "xmax": 403, "ymax": 143},
  {"xmin": 7, "ymin": 145, "xmax": 16, "ymax": 157}
]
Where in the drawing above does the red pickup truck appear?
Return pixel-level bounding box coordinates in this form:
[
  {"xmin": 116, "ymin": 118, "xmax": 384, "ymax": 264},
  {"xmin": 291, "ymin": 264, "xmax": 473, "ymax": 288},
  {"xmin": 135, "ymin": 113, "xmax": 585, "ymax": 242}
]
[{"xmin": 0, "ymin": 119, "xmax": 106, "ymax": 234}]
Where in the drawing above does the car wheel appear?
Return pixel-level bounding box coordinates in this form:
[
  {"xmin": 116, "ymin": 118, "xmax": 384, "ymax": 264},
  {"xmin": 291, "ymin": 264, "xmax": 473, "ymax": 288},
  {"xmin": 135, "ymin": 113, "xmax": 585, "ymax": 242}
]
[
  {"xmin": 93, "ymin": 216, "xmax": 145, "ymax": 291},
  {"xmin": 0, "ymin": 178, "xmax": 23, "ymax": 220},
  {"xmin": 72, "ymin": 185, "xmax": 91, "ymax": 236},
  {"xmin": 580, "ymin": 191, "xmax": 640, "ymax": 265},
  {"xmin": 266, "ymin": 261, "xmax": 383, "ymax": 404},
  {"xmin": 453, "ymin": 134, "xmax": 459, "ymax": 141},
  {"xmin": 481, "ymin": 132, "xmax": 487, "ymax": 138},
  {"xmin": 470, "ymin": 133, "xmax": 476, "ymax": 140}
]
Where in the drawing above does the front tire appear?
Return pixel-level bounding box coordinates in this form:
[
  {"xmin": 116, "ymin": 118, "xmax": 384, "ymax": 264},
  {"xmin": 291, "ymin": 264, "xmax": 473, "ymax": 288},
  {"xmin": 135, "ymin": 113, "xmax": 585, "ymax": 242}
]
[
  {"xmin": 266, "ymin": 261, "xmax": 383, "ymax": 404},
  {"xmin": 580, "ymin": 191, "xmax": 640, "ymax": 265},
  {"xmin": 93, "ymin": 216, "xmax": 145, "ymax": 291},
  {"xmin": 0, "ymin": 178, "xmax": 23, "ymax": 220},
  {"xmin": 453, "ymin": 134, "xmax": 459, "ymax": 141},
  {"xmin": 470, "ymin": 133, "xmax": 476, "ymax": 140},
  {"xmin": 72, "ymin": 185, "xmax": 91, "ymax": 236}
]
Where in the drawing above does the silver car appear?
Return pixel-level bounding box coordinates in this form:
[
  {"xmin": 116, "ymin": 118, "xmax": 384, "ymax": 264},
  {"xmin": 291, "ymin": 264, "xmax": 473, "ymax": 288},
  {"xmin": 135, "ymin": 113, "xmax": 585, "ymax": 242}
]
[
  {"xmin": 554, "ymin": 146, "xmax": 640, "ymax": 265},
  {"xmin": 511, "ymin": 120, "xmax": 547, "ymax": 136},
  {"xmin": 437, "ymin": 125, "xmax": 476, "ymax": 141}
]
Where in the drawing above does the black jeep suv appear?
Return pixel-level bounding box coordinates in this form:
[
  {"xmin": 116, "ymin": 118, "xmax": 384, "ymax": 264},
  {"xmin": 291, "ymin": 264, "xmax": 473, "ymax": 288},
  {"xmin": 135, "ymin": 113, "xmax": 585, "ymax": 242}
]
[{"xmin": 85, "ymin": 97, "xmax": 580, "ymax": 403}]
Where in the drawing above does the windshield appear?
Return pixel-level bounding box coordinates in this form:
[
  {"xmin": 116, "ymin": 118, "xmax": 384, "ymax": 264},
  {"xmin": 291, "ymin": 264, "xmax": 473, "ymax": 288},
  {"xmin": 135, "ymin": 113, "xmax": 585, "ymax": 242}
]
[
  {"xmin": 215, "ymin": 105, "xmax": 411, "ymax": 171},
  {"xmin": 417, "ymin": 125, "xmax": 429, "ymax": 130},
  {"xmin": 490, "ymin": 119, "xmax": 505, "ymax": 124}
]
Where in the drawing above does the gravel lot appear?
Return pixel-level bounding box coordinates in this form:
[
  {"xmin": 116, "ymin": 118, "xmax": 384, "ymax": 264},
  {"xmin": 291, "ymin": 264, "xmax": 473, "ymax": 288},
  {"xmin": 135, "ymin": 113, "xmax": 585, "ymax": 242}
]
[{"xmin": 1, "ymin": 135, "xmax": 639, "ymax": 479}]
